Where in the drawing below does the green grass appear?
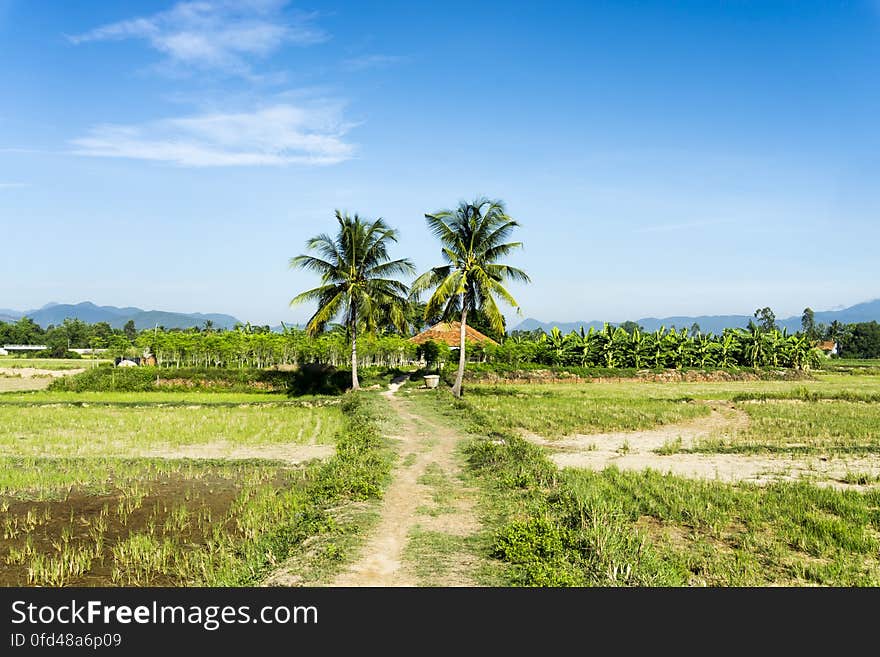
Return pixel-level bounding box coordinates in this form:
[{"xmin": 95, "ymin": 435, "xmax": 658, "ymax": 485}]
[
  {"xmin": 0, "ymin": 456, "xmax": 283, "ymax": 500},
  {"xmin": 0, "ymin": 390, "xmax": 332, "ymax": 405},
  {"xmin": 0, "ymin": 358, "xmax": 105, "ymax": 370},
  {"xmin": 403, "ymin": 528, "xmax": 484, "ymax": 586},
  {"xmin": 560, "ymin": 468, "xmax": 880, "ymax": 585},
  {"xmin": 413, "ymin": 384, "xmax": 880, "ymax": 586},
  {"xmin": 416, "ymin": 462, "xmax": 458, "ymax": 517},
  {"xmin": 691, "ymin": 400, "xmax": 880, "ymax": 455},
  {"xmin": 462, "ymin": 384, "xmax": 710, "ymax": 437},
  {"xmin": 0, "ymin": 392, "xmax": 393, "ymax": 586},
  {"xmin": 0, "ymin": 401, "xmax": 343, "ymax": 459}
]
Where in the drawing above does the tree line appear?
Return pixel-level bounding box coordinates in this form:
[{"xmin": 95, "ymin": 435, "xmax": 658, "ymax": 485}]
[{"xmin": 4, "ymin": 196, "xmax": 879, "ymax": 394}]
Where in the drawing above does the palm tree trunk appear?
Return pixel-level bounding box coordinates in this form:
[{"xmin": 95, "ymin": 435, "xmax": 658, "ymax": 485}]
[
  {"xmin": 452, "ymin": 306, "xmax": 467, "ymax": 398},
  {"xmin": 350, "ymin": 322, "xmax": 360, "ymax": 391}
]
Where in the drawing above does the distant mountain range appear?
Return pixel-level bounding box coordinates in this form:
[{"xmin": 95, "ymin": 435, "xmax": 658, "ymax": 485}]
[
  {"xmin": 513, "ymin": 299, "xmax": 880, "ymax": 335},
  {"xmin": 0, "ymin": 302, "xmax": 242, "ymax": 330},
  {"xmin": 4, "ymin": 298, "xmax": 878, "ymax": 335}
]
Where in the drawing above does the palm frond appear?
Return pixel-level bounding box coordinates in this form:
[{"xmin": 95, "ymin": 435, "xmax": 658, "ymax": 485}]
[
  {"xmin": 484, "ymin": 263, "xmax": 531, "ymax": 284},
  {"xmin": 289, "ymin": 254, "xmax": 338, "ymax": 276},
  {"xmin": 411, "ymin": 266, "xmax": 452, "ymax": 296},
  {"xmin": 366, "ymin": 257, "xmax": 416, "ymax": 279},
  {"xmin": 304, "ymin": 289, "xmax": 347, "ymax": 336},
  {"xmin": 424, "ymin": 270, "xmax": 463, "ymax": 321}
]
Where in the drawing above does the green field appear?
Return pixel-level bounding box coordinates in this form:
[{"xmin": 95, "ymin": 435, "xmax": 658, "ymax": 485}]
[
  {"xmin": 461, "ymin": 385, "xmax": 710, "ymax": 436},
  {"xmin": 0, "ymin": 401, "xmax": 342, "ymax": 458},
  {"xmin": 409, "ymin": 370, "xmax": 880, "ymax": 586},
  {"xmin": 4, "ymin": 362, "xmax": 880, "ymax": 587},
  {"xmin": 0, "ymin": 378, "xmax": 390, "ymax": 586},
  {"xmin": 0, "ymin": 357, "xmax": 106, "ymax": 369},
  {"xmin": 692, "ymin": 400, "xmax": 880, "ymax": 455}
]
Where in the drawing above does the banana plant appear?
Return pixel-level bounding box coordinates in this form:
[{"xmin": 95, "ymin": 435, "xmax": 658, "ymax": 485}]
[{"xmin": 718, "ymin": 331, "xmax": 740, "ymax": 368}]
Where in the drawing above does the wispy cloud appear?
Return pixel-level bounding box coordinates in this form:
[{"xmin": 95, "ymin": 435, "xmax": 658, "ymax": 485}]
[
  {"xmin": 0, "ymin": 182, "xmax": 27, "ymax": 189},
  {"xmin": 632, "ymin": 219, "xmax": 732, "ymax": 234},
  {"xmin": 69, "ymin": 103, "xmax": 356, "ymax": 167},
  {"xmin": 68, "ymin": 0, "xmax": 327, "ymax": 75},
  {"xmin": 341, "ymin": 54, "xmax": 405, "ymax": 72}
]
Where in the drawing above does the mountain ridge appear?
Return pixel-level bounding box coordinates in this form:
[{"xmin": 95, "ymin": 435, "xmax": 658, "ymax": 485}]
[
  {"xmin": 514, "ymin": 299, "xmax": 880, "ymax": 335},
  {"xmin": 0, "ymin": 302, "xmax": 241, "ymax": 331}
]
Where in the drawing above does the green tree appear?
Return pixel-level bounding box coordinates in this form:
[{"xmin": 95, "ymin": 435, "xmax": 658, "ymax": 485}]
[
  {"xmin": 123, "ymin": 320, "xmax": 137, "ymax": 341},
  {"xmin": 91, "ymin": 321, "xmax": 114, "ymax": 344},
  {"xmin": 467, "ymin": 308, "xmax": 507, "ymax": 343},
  {"xmin": 619, "ymin": 321, "xmax": 642, "ymax": 335},
  {"xmin": 839, "ymin": 321, "xmax": 880, "ymax": 358},
  {"xmin": 801, "ymin": 307, "xmax": 817, "ymax": 340},
  {"xmin": 412, "ymin": 198, "xmax": 529, "ymax": 397},
  {"xmin": 826, "ymin": 320, "xmax": 847, "ymax": 344},
  {"xmin": 754, "ymin": 307, "xmax": 777, "ymax": 333},
  {"xmin": 289, "ymin": 211, "xmax": 415, "ymax": 390},
  {"xmin": 9, "ymin": 317, "xmax": 44, "ymax": 344}
]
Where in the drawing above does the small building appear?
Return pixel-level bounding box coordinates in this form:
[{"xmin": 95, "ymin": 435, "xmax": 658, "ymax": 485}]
[
  {"xmin": 817, "ymin": 340, "xmax": 838, "ymax": 357},
  {"xmin": 2, "ymin": 344, "xmax": 47, "ymax": 353},
  {"xmin": 409, "ymin": 321, "xmax": 499, "ymax": 348}
]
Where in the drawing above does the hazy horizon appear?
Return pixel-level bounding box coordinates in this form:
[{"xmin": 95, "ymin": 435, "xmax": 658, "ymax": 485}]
[
  {"xmin": 2, "ymin": 296, "xmax": 877, "ymax": 330},
  {"xmin": 2, "ymin": 1, "xmax": 878, "ymax": 326}
]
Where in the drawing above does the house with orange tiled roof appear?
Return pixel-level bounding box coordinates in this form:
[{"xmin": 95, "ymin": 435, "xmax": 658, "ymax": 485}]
[
  {"xmin": 816, "ymin": 340, "xmax": 838, "ymax": 356},
  {"xmin": 409, "ymin": 321, "xmax": 498, "ymax": 348}
]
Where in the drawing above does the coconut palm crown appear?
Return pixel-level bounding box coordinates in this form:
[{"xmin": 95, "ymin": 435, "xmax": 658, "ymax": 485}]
[
  {"xmin": 411, "ymin": 198, "xmax": 529, "ymax": 397},
  {"xmin": 289, "ymin": 211, "xmax": 415, "ymax": 390}
]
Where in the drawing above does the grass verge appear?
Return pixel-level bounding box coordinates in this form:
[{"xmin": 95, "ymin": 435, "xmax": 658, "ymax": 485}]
[{"xmin": 414, "ymin": 389, "xmax": 880, "ymax": 586}]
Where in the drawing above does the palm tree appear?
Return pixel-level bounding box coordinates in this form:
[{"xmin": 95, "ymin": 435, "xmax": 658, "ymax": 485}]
[
  {"xmin": 289, "ymin": 211, "xmax": 415, "ymax": 390},
  {"xmin": 412, "ymin": 198, "xmax": 529, "ymax": 397}
]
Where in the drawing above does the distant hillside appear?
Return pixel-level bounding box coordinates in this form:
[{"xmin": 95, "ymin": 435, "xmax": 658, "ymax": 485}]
[
  {"xmin": 515, "ymin": 299, "xmax": 880, "ymax": 335},
  {"xmin": 1, "ymin": 302, "xmax": 242, "ymax": 330}
]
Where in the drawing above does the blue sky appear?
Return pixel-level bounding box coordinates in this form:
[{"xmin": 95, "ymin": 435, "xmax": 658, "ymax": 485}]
[{"xmin": 1, "ymin": 0, "xmax": 878, "ymax": 326}]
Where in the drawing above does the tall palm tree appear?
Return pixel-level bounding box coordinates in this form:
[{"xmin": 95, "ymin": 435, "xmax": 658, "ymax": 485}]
[
  {"xmin": 412, "ymin": 198, "xmax": 529, "ymax": 397},
  {"xmin": 290, "ymin": 211, "xmax": 415, "ymax": 390}
]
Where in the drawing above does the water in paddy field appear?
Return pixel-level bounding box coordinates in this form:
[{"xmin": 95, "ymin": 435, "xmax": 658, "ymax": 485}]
[{"xmin": 0, "ymin": 468, "xmax": 299, "ymax": 586}]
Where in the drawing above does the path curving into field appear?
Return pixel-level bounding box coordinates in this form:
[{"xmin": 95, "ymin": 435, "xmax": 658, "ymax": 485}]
[
  {"xmin": 525, "ymin": 400, "xmax": 880, "ymax": 488},
  {"xmin": 330, "ymin": 377, "xmax": 480, "ymax": 587}
]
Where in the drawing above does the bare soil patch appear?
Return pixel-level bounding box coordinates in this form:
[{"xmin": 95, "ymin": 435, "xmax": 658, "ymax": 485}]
[
  {"xmin": 0, "ymin": 367, "xmax": 85, "ymax": 378},
  {"xmin": 0, "ymin": 367, "xmax": 85, "ymax": 392},
  {"xmin": 525, "ymin": 400, "xmax": 880, "ymax": 489}
]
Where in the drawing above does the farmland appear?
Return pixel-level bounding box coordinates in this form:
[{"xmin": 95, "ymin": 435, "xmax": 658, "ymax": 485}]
[
  {"xmin": 0, "ymin": 368, "xmax": 392, "ymax": 586},
  {"xmin": 2, "ymin": 359, "xmax": 880, "ymax": 587},
  {"xmin": 407, "ymin": 367, "xmax": 880, "ymax": 586}
]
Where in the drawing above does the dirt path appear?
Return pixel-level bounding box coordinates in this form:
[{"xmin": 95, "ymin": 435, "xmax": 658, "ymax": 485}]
[
  {"xmin": 525, "ymin": 401, "xmax": 880, "ymax": 489},
  {"xmin": 330, "ymin": 379, "xmax": 480, "ymax": 586}
]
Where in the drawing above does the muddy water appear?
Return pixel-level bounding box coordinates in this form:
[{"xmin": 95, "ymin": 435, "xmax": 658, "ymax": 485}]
[{"xmin": 0, "ymin": 470, "xmax": 293, "ymax": 586}]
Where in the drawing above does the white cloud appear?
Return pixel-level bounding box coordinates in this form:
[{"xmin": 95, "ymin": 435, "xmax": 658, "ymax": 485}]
[
  {"xmin": 0, "ymin": 182, "xmax": 27, "ymax": 189},
  {"xmin": 341, "ymin": 54, "xmax": 405, "ymax": 72},
  {"xmin": 70, "ymin": 103, "xmax": 356, "ymax": 167},
  {"xmin": 68, "ymin": 0, "xmax": 327, "ymax": 74}
]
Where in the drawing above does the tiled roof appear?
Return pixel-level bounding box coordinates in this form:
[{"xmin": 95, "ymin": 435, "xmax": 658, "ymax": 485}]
[{"xmin": 409, "ymin": 321, "xmax": 498, "ymax": 346}]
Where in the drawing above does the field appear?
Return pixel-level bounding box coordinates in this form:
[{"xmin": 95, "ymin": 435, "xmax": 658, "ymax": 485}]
[
  {"xmin": 407, "ymin": 367, "xmax": 880, "ymax": 586},
  {"xmin": 0, "ymin": 357, "xmax": 108, "ymax": 369},
  {"xmin": 3, "ymin": 360, "xmax": 880, "ymax": 587},
  {"xmin": 0, "ymin": 367, "xmax": 391, "ymax": 586}
]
